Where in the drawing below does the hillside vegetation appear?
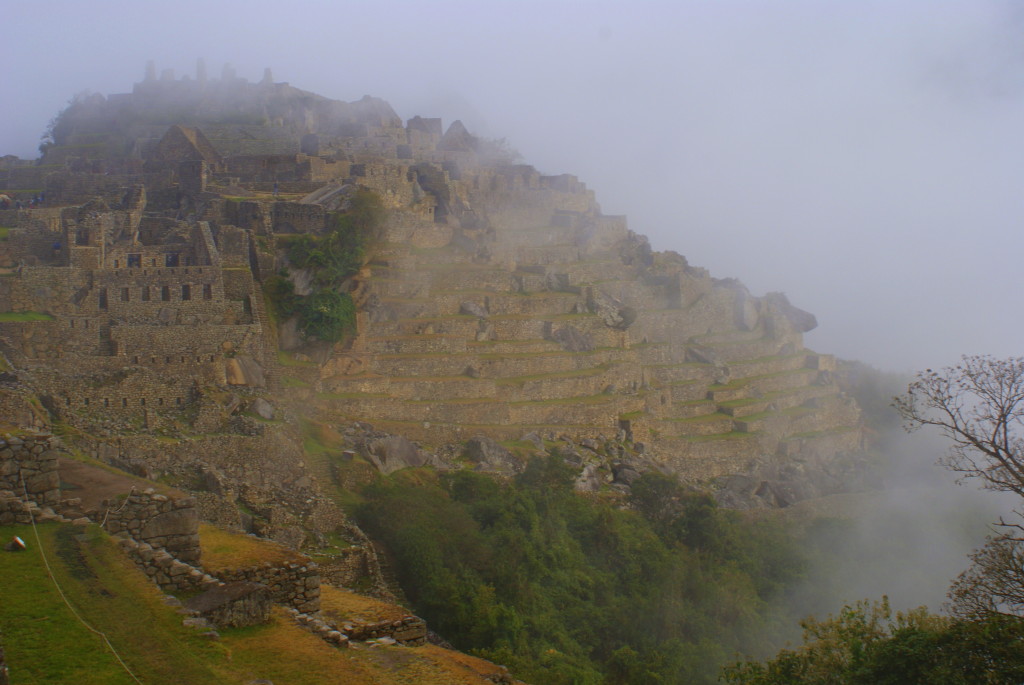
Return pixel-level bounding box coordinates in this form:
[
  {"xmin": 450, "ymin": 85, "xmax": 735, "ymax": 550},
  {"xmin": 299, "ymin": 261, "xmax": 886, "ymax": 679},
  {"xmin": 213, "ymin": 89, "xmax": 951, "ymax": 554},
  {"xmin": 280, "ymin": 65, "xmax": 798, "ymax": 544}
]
[{"xmin": 357, "ymin": 458, "xmax": 810, "ymax": 684}]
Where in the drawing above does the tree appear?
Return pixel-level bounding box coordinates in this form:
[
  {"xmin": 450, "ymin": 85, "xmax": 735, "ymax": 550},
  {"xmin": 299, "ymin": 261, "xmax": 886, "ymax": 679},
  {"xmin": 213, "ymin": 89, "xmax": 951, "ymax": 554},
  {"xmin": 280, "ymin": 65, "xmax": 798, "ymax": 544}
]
[
  {"xmin": 893, "ymin": 355, "xmax": 1024, "ymax": 501},
  {"xmin": 722, "ymin": 599, "xmax": 1024, "ymax": 684},
  {"xmin": 947, "ymin": 533, "xmax": 1024, "ymax": 619},
  {"xmin": 895, "ymin": 355, "xmax": 1024, "ymax": 618}
]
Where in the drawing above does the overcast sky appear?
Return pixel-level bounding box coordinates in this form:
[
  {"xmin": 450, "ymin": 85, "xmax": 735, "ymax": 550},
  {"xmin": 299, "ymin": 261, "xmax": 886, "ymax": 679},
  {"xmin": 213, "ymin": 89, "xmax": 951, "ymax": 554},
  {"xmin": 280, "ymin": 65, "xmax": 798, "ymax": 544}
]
[{"xmin": 4, "ymin": 1, "xmax": 1022, "ymax": 371}]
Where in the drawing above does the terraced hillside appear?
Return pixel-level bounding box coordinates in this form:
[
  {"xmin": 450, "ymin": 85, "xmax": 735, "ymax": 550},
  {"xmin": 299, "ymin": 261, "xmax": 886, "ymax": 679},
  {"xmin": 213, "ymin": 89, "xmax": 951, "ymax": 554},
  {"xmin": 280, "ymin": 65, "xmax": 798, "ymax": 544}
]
[
  {"xmin": 0, "ymin": 65, "xmax": 864, "ymax": 490},
  {"xmin": 311, "ymin": 167, "xmax": 862, "ymax": 482}
]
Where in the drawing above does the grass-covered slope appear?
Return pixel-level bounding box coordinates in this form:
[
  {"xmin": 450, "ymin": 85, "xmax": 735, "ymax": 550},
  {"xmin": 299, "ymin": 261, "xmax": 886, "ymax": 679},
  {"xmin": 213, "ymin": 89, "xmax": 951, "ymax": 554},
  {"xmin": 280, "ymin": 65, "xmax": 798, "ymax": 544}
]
[{"xmin": 0, "ymin": 522, "xmax": 508, "ymax": 685}]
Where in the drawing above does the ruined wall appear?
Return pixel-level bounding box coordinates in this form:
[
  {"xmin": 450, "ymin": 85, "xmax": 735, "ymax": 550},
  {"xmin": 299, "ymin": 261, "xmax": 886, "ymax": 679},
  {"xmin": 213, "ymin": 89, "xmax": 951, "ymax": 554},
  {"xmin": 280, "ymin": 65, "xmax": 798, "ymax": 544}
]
[
  {"xmin": 101, "ymin": 489, "xmax": 201, "ymax": 564},
  {"xmin": 115, "ymin": 534, "xmax": 218, "ymax": 593},
  {"xmin": 0, "ymin": 432, "xmax": 61, "ymax": 507},
  {"xmin": 272, "ymin": 202, "xmax": 325, "ymax": 233},
  {"xmin": 216, "ymin": 561, "xmax": 320, "ymax": 613}
]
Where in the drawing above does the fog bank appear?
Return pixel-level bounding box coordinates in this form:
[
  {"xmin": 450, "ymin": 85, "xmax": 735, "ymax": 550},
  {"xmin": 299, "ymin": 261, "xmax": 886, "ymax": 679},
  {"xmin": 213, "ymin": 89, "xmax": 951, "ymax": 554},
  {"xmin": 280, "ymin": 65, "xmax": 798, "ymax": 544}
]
[{"xmin": 4, "ymin": 1, "xmax": 1022, "ymax": 371}]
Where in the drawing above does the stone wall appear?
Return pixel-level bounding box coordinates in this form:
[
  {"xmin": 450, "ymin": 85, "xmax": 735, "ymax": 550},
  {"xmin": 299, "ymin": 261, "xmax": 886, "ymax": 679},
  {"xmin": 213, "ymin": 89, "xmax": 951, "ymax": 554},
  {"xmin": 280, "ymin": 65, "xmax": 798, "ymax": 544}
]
[
  {"xmin": 100, "ymin": 489, "xmax": 201, "ymax": 564},
  {"xmin": 0, "ymin": 432, "xmax": 61, "ymax": 506},
  {"xmin": 216, "ymin": 561, "xmax": 320, "ymax": 613},
  {"xmin": 115, "ymin": 534, "xmax": 218, "ymax": 593},
  {"xmin": 0, "ymin": 489, "xmax": 34, "ymax": 524}
]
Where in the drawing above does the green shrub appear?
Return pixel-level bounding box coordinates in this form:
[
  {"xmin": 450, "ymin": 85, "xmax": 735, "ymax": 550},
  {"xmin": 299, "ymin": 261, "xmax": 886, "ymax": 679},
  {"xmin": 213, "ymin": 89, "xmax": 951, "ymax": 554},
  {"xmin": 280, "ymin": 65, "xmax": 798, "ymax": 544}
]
[{"xmin": 297, "ymin": 289, "xmax": 356, "ymax": 343}]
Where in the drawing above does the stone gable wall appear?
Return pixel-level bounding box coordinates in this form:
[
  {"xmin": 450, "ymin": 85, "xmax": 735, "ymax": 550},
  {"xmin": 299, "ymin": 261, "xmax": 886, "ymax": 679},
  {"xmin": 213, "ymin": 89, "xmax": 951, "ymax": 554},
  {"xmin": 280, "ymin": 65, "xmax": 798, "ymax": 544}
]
[{"xmin": 101, "ymin": 489, "xmax": 201, "ymax": 565}]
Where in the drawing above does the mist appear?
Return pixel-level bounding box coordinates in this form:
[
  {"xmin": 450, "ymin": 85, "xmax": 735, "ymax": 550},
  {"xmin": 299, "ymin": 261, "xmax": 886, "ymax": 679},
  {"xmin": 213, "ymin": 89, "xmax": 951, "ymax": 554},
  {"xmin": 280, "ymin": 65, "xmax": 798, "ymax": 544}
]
[
  {"xmin": 5, "ymin": 1, "xmax": 1022, "ymax": 373},
  {"xmin": 787, "ymin": 427, "xmax": 1017, "ymax": 625}
]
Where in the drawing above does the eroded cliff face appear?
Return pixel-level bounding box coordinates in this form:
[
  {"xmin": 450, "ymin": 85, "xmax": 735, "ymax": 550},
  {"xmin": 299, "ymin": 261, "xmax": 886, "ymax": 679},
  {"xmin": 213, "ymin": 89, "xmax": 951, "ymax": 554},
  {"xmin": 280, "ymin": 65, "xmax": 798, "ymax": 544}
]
[{"xmin": 0, "ymin": 67, "xmax": 868, "ymax": 524}]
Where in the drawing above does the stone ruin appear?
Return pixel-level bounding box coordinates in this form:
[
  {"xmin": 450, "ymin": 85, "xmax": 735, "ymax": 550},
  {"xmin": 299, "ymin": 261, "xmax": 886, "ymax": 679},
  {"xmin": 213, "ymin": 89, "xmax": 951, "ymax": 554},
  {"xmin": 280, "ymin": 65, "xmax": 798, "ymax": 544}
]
[{"xmin": 0, "ymin": 63, "xmax": 866, "ymax": 496}]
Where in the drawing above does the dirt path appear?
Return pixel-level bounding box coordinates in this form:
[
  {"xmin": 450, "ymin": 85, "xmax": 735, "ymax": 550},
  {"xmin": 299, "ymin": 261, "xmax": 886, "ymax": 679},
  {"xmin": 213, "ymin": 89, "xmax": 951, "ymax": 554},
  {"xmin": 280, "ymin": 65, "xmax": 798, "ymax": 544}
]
[{"xmin": 57, "ymin": 457, "xmax": 182, "ymax": 511}]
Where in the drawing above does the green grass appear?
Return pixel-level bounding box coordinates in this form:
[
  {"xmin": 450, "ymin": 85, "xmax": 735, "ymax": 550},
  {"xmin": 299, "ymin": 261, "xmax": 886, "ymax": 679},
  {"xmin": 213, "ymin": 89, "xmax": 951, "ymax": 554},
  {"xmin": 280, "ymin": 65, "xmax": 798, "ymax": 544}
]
[
  {"xmin": 683, "ymin": 431, "xmax": 755, "ymax": 442},
  {"xmin": 0, "ymin": 311, "xmax": 54, "ymax": 322},
  {"xmin": 0, "ymin": 523, "xmax": 225, "ymax": 683},
  {"xmin": 0, "ymin": 523, "xmax": 497, "ymax": 684},
  {"xmin": 277, "ymin": 350, "xmax": 317, "ymax": 367},
  {"xmin": 0, "ymin": 227, "xmax": 10, "ymax": 240}
]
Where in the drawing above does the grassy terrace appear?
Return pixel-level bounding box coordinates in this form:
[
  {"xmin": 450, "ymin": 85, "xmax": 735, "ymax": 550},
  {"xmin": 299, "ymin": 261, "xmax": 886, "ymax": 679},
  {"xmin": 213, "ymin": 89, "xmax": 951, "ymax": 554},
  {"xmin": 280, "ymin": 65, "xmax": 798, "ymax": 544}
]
[
  {"xmin": 372, "ymin": 346, "xmax": 617, "ymax": 361},
  {"xmin": 789, "ymin": 425, "xmax": 859, "ymax": 439},
  {"xmin": 508, "ymin": 393, "xmax": 616, "ymax": 406},
  {"xmin": 662, "ymin": 412, "xmax": 733, "ymax": 424},
  {"xmin": 365, "ymin": 417, "xmax": 606, "ymax": 434},
  {"xmin": 717, "ymin": 386, "xmax": 816, "ymax": 409},
  {"xmin": 0, "ymin": 311, "xmax": 54, "ymax": 322},
  {"xmin": 737, "ymin": 405, "xmax": 815, "ymax": 424},
  {"xmin": 199, "ymin": 522, "xmax": 303, "ymax": 573},
  {"xmin": 683, "ymin": 431, "xmax": 757, "ymax": 442},
  {"xmin": 317, "ymin": 391, "xmax": 392, "ymax": 400},
  {"xmin": 495, "ymin": 363, "xmax": 613, "ymax": 385},
  {"xmin": 707, "ymin": 366, "xmax": 814, "ymax": 391}
]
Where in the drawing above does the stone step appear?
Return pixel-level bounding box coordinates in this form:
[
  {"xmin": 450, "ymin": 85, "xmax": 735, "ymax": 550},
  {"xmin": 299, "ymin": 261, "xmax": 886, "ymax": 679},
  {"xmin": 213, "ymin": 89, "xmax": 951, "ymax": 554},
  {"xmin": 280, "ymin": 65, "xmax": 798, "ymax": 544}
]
[
  {"xmin": 335, "ymin": 416, "xmax": 619, "ymax": 448},
  {"xmin": 665, "ymin": 380, "xmax": 710, "ymax": 403},
  {"xmin": 499, "ymin": 361, "xmax": 642, "ymax": 401},
  {"xmin": 433, "ymin": 291, "xmax": 581, "ymax": 318},
  {"xmin": 363, "ymin": 335, "xmax": 469, "ymax": 355},
  {"xmin": 515, "ymin": 244, "xmax": 582, "ymax": 265},
  {"xmin": 509, "ymin": 395, "xmax": 638, "ymax": 426},
  {"xmin": 320, "ymin": 376, "xmax": 498, "ymax": 401},
  {"xmin": 725, "ymin": 353, "xmax": 811, "ymax": 379},
  {"xmin": 466, "ymin": 339, "xmax": 565, "ymax": 354},
  {"xmin": 742, "ymin": 368, "xmax": 821, "ymax": 395},
  {"xmin": 780, "ymin": 425, "xmax": 863, "ymax": 458},
  {"xmin": 658, "ymin": 412, "xmax": 736, "ymax": 437},
  {"xmin": 706, "ymin": 385, "xmax": 748, "ymax": 403},
  {"xmin": 655, "ymin": 433, "xmax": 763, "ymax": 481},
  {"xmin": 658, "ymin": 398, "xmax": 718, "ymax": 420},
  {"xmin": 365, "ymin": 317, "xmax": 480, "ymax": 339},
  {"xmin": 645, "ymin": 363, "xmax": 717, "ymax": 385}
]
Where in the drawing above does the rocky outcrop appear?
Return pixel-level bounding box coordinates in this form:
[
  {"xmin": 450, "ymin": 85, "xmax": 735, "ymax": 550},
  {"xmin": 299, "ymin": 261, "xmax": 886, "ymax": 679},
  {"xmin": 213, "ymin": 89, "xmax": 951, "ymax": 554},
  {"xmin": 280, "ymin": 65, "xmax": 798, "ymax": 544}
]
[{"xmin": 463, "ymin": 435, "xmax": 521, "ymax": 474}]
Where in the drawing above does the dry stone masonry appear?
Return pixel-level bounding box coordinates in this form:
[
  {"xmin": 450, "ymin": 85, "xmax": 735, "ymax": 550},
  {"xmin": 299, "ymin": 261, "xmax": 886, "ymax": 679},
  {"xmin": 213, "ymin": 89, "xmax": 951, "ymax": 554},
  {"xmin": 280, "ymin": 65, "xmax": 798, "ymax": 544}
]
[
  {"xmin": 100, "ymin": 489, "xmax": 201, "ymax": 565},
  {"xmin": 0, "ymin": 432, "xmax": 61, "ymax": 507}
]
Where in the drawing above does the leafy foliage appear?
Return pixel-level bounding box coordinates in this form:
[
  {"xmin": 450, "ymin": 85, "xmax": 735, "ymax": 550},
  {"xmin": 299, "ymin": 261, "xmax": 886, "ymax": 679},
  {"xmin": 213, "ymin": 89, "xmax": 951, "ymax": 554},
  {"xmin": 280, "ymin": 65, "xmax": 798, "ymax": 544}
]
[
  {"xmin": 723, "ymin": 599, "xmax": 1024, "ymax": 684},
  {"xmin": 267, "ymin": 188, "xmax": 384, "ymax": 342},
  {"xmin": 357, "ymin": 457, "xmax": 806, "ymax": 684},
  {"xmin": 296, "ymin": 289, "xmax": 356, "ymax": 343},
  {"xmin": 287, "ymin": 188, "xmax": 383, "ymax": 288},
  {"xmin": 896, "ymin": 355, "xmax": 1024, "ymax": 620}
]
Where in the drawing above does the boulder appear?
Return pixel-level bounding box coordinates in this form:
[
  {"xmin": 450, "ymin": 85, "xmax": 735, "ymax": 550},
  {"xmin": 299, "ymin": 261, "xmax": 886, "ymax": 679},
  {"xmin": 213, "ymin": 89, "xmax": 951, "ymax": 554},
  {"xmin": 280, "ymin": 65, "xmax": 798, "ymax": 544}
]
[
  {"xmin": 225, "ymin": 356, "xmax": 266, "ymax": 386},
  {"xmin": 251, "ymin": 398, "xmax": 275, "ymax": 420},
  {"xmin": 765, "ymin": 292, "xmax": 817, "ymax": 333},
  {"xmin": 139, "ymin": 507, "xmax": 198, "ymax": 539},
  {"xmin": 364, "ymin": 435, "xmax": 427, "ymax": 475},
  {"xmin": 463, "ymin": 436, "xmax": 521, "ymax": 473},
  {"xmin": 548, "ymin": 325, "xmax": 594, "ymax": 353},
  {"xmin": 459, "ymin": 301, "xmax": 489, "ymax": 318},
  {"xmin": 587, "ymin": 289, "xmax": 635, "ymax": 330}
]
